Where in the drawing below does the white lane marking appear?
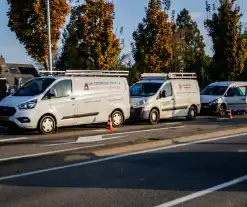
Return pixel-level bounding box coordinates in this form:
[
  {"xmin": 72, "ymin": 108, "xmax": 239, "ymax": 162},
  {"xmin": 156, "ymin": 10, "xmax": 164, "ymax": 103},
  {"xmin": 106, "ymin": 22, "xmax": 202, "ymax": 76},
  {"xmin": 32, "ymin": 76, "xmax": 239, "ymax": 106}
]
[
  {"xmin": 46, "ymin": 126, "xmax": 183, "ymax": 146},
  {"xmin": 76, "ymin": 135, "xmax": 127, "ymax": 143},
  {"xmin": 77, "ymin": 135, "xmax": 103, "ymax": 143},
  {"xmin": 93, "ymin": 122, "xmax": 183, "ymax": 132},
  {"xmin": 0, "ymin": 132, "xmax": 247, "ymax": 181},
  {"xmin": 238, "ymin": 150, "xmax": 247, "ymax": 153},
  {"xmin": 43, "ymin": 141, "xmax": 78, "ymax": 147},
  {"xmin": 103, "ymin": 135, "xmax": 127, "ymax": 140},
  {"xmin": 44, "ymin": 125, "xmax": 183, "ymax": 146},
  {"xmin": 106, "ymin": 125, "xmax": 185, "ymax": 136},
  {"xmin": 0, "ymin": 144, "xmax": 104, "ymax": 163},
  {"xmin": 0, "ymin": 137, "xmax": 29, "ymax": 143},
  {"xmin": 155, "ymin": 174, "xmax": 247, "ymax": 207}
]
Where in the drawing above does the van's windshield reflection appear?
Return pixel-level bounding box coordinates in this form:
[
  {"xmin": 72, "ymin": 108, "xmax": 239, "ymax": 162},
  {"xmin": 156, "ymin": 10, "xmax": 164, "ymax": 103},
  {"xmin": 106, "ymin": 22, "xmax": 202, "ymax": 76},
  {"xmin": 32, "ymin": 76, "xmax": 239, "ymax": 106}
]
[
  {"xmin": 13, "ymin": 78, "xmax": 55, "ymax": 96},
  {"xmin": 200, "ymin": 86, "xmax": 228, "ymax": 96},
  {"xmin": 130, "ymin": 82, "xmax": 162, "ymax": 97}
]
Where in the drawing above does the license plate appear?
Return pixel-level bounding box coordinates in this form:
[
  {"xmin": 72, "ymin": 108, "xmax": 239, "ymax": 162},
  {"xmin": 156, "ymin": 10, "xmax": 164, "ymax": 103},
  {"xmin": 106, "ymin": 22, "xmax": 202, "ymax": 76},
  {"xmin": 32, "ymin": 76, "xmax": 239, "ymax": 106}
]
[{"xmin": 0, "ymin": 116, "xmax": 9, "ymax": 121}]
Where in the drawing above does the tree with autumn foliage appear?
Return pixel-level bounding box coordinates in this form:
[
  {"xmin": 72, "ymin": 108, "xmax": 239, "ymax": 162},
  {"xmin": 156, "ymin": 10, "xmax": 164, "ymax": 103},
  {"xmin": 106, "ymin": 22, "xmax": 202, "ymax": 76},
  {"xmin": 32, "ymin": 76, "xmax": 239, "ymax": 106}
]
[
  {"xmin": 132, "ymin": 0, "xmax": 173, "ymax": 73},
  {"xmin": 205, "ymin": 0, "xmax": 247, "ymax": 81},
  {"xmin": 173, "ymin": 9, "xmax": 212, "ymax": 86},
  {"xmin": 57, "ymin": 0, "xmax": 121, "ymax": 70},
  {"xmin": 7, "ymin": 0, "xmax": 70, "ymax": 69}
]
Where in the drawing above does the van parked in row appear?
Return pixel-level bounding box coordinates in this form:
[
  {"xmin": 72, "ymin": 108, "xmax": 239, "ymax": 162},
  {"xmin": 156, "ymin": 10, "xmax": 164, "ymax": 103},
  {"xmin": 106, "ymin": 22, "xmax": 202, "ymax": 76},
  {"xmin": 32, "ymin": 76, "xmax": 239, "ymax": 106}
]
[
  {"xmin": 129, "ymin": 73, "xmax": 201, "ymax": 124},
  {"xmin": 0, "ymin": 70, "xmax": 130, "ymax": 134},
  {"xmin": 200, "ymin": 81, "xmax": 247, "ymax": 115}
]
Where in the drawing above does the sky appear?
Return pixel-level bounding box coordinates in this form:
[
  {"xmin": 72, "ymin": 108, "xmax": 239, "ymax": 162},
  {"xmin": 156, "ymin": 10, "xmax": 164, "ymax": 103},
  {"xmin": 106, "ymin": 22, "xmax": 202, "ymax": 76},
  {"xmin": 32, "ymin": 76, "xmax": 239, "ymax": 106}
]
[{"xmin": 0, "ymin": 0, "xmax": 247, "ymax": 65}]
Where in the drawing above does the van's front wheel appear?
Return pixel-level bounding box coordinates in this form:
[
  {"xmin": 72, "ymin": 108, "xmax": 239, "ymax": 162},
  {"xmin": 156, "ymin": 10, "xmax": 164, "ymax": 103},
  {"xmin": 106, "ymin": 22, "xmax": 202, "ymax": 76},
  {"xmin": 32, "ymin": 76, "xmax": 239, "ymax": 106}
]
[
  {"xmin": 149, "ymin": 109, "xmax": 160, "ymax": 125},
  {"xmin": 38, "ymin": 115, "xmax": 56, "ymax": 134},
  {"xmin": 111, "ymin": 110, "xmax": 124, "ymax": 128},
  {"xmin": 186, "ymin": 106, "xmax": 197, "ymax": 121}
]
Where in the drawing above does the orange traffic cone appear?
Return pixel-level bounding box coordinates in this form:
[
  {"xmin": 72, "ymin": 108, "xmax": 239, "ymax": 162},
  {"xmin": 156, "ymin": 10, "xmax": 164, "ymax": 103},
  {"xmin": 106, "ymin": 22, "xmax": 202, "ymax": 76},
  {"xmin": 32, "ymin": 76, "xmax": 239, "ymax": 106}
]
[
  {"xmin": 106, "ymin": 114, "xmax": 114, "ymax": 130},
  {"xmin": 227, "ymin": 109, "xmax": 233, "ymax": 119}
]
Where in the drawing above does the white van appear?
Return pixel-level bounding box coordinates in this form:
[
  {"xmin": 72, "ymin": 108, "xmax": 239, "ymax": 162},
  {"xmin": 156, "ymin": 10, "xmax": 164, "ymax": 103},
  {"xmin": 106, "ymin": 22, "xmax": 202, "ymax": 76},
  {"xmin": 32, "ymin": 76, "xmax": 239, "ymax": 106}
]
[
  {"xmin": 200, "ymin": 81, "xmax": 247, "ymax": 115},
  {"xmin": 129, "ymin": 73, "xmax": 201, "ymax": 124},
  {"xmin": 0, "ymin": 70, "xmax": 130, "ymax": 134}
]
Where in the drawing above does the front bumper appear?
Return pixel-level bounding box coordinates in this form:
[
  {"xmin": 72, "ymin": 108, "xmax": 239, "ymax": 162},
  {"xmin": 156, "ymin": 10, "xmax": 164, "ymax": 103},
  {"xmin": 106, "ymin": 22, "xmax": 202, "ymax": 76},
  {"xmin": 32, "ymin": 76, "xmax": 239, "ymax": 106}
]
[
  {"xmin": 200, "ymin": 103, "xmax": 220, "ymax": 115},
  {"xmin": 0, "ymin": 109, "xmax": 39, "ymax": 129},
  {"xmin": 130, "ymin": 107, "xmax": 150, "ymax": 120}
]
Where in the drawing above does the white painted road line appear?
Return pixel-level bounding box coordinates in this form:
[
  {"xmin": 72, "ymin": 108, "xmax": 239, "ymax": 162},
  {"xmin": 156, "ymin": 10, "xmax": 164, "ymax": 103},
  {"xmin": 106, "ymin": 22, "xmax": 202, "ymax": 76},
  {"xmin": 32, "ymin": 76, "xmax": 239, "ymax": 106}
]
[
  {"xmin": 44, "ymin": 135, "xmax": 128, "ymax": 146},
  {"xmin": 77, "ymin": 135, "xmax": 103, "ymax": 143},
  {"xmin": 0, "ymin": 144, "xmax": 104, "ymax": 163},
  {"xmin": 0, "ymin": 137, "xmax": 29, "ymax": 143},
  {"xmin": 76, "ymin": 135, "xmax": 127, "ymax": 143},
  {"xmin": 0, "ymin": 132, "xmax": 247, "ymax": 181},
  {"xmin": 43, "ymin": 141, "xmax": 78, "ymax": 147},
  {"xmin": 107, "ymin": 125, "xmax": 185, "ymax": 136},
  {"xmin": 155, "ymin": 174, "xmax": 247, "ymax": 207},
  {"xmin": 93, "ymin": 122, "xmax": 183, "ymax": 132},
  {"xmin": 94, "ymin": 129, "xmax": 107, "ymax": 132},
  {"xmin": 238, "ymin": 149, "xmax": 247, "ymax": 153},
  {"xmin": 45, "ymin": 125, "xmax": 183, "ymax": 146}
]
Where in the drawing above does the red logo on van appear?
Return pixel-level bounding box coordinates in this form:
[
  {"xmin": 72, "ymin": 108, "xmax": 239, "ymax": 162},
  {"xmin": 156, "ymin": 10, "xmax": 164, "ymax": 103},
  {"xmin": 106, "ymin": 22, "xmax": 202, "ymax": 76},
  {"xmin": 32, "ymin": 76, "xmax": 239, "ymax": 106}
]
[{"xmin": 84, "ymin": 83, "xmax": 89, "ymax": 90}]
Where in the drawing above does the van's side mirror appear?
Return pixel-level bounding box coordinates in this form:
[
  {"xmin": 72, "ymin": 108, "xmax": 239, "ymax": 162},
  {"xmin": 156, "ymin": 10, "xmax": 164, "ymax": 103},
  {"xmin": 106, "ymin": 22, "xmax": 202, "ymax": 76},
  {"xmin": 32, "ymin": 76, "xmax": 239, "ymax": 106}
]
[
  {"xmin": 10, "ymin": 88, "xmax": 15, "ymax": 95},
  {"xmin": 226, "ymin": 88, "xmax": 234, "ymax": 97},
  {"xmin": 46, "ymin": 89, "xmax": 55, "ymax": 99},
  {"xmin": 161, "ymin": 90, "xmax": 166, "ymax": 98}
]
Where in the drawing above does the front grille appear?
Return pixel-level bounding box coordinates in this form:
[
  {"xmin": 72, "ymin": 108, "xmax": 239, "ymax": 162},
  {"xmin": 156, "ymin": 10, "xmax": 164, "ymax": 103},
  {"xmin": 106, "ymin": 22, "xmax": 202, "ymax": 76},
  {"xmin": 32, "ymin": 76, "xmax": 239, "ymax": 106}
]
[
  {"xmin": 0, "ymin": 106, "xmax": 16, "ymax": 116},
  {"xmin": 130, "ymin": 107, "xmax": 143, "ymax": 119}
]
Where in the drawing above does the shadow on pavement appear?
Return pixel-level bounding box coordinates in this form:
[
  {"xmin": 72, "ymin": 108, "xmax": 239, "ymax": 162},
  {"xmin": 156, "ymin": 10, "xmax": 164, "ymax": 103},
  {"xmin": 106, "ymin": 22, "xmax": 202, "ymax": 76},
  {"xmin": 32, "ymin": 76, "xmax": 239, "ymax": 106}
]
[{"xmin": 1, "ymin": 148, "xmax": 247, "ymax": 193}]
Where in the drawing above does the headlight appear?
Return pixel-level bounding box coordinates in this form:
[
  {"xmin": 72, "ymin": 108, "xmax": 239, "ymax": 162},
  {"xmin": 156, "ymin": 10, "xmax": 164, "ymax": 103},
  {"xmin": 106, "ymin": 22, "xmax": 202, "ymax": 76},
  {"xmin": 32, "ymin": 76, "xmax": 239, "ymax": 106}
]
[
  {"xmin": 18, "ymin": 100, "xmax": 37, "ymax": 110},
  {"xmin": 209, "ymin": 99, "xmax": 218, "ymax": 106},
  {"xmin": 135, "ymin": 99, "xmax": 148, "ymax": 107}
]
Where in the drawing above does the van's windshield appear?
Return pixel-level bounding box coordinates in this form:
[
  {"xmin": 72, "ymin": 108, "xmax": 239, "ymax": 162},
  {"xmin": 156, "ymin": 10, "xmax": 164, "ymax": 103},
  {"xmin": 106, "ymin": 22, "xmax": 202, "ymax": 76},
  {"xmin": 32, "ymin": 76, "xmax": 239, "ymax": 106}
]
[
  {"xmin": 200, "ymin": 86, "xmax": 228, "ymax": 96},
  {"xmin": 13, "ymin": 78, "xmax": 55, "ymax": 96},
  {"xmin": 130, "ymin": 82, "xmax": 163, "ymax": 97}
]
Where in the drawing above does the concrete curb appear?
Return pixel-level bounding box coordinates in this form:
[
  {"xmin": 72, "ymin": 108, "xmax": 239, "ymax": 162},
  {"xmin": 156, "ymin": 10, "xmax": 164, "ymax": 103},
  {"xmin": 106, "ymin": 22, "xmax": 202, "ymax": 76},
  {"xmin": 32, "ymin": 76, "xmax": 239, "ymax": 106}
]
[{"xmin": 93, "ymin": 127, "xmax": 247, "ymax": 157}]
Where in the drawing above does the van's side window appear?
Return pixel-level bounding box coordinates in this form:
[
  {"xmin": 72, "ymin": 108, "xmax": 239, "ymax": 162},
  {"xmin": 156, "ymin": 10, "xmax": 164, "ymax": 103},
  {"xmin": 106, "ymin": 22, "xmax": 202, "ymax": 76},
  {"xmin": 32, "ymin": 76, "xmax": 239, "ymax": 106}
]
[
  {"xmin": 51, "ymin": 80, "xmax": 72, "ymax": 98},
  {"xmin": 227, "ymin": 87, "xmax": 246, "ymax": 97},
  {"xmin": 162, "ymin": 82, "xmax": 173, "ymax": 97}
]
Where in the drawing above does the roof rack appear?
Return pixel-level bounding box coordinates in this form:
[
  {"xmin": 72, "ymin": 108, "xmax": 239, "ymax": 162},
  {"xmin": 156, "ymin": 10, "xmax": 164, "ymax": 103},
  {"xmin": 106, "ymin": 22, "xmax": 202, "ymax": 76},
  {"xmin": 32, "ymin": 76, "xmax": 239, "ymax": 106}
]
[
  {"xmin": 38, "ymin": 71, "xmax": 66, "ymax": 76},
  {"xmin": 141, "ymin": 73, "xmax": 197, "ymax": 79},
  {"xmin": 38, "ymin": 70, "xmax": 129, "ymax": 77}
]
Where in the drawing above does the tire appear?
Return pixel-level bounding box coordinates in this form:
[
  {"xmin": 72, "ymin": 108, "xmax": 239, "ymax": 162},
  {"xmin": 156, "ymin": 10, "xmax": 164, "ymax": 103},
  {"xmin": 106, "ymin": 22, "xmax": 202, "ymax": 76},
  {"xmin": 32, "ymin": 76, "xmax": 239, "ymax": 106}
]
[
  {"xmin": 149, "ymin": 108, "xmax": 160, "ymax": 125},
  {"xmin": 186, "ymin": 106, "xmax": 197, "ymax": 121},
  {"xmin": 218, "ymin": 104, "xmax": 226, "ymax": 117},
  {"xmin": 38, "ymin": 115, "xmax": 56, "ymax": 134},
  {"xmin": 111, "ymin": 110, "xmax": 124, "ymax": 128}
]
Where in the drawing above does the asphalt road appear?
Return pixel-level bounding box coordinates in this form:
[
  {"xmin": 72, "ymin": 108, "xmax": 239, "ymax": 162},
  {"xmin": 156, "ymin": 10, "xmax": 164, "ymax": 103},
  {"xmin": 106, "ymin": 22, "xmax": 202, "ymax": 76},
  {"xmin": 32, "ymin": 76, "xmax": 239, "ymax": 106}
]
[
  {"xmin": 1, "ymin": 133, "xmax": 247, "ymax": 207},
  {"xmin": 0, "ymin": 116, "xmax": 247, "ymax": 161}
]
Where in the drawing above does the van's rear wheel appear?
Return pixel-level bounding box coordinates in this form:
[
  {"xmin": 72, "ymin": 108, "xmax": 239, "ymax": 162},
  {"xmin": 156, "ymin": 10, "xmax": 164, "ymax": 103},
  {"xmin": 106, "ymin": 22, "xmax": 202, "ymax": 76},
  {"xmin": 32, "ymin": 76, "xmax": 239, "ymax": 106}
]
[
  {"xmin": 111, "ymin": 110, "xmax": 124, "ymax": 128},
  {"xmin": 149, "ymin": 109, "xmax": 160, "ymax": 125},
  {"xmin": 38, "ymin": 115, "xmax": 56, "ymax": 134},
  {"xmin": 186, "ymin": 106, "xmax": 197, "ymax": 121}
]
